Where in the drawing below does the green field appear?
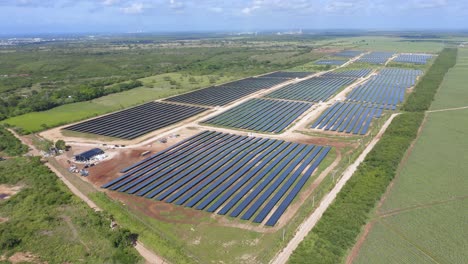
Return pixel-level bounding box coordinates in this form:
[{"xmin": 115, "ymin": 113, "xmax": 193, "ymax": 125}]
[
  {"xmin": 350, "ymin": 36, "xmax": 445, "ymax": 53},
  {"xmin": 353, "ymin": 48, "xmax": 468, "ymax": 264},
  {"xmin": 2, "ymin": 73, "xmax": 235, "ymax": 133}
]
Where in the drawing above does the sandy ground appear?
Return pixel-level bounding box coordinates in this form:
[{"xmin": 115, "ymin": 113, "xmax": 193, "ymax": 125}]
[
  {"xmin": 3, "ymin": 252, "xmax": 43, "ymax": 264},
  {"xmin": 0, "ymin": 184, "xmax": 23, "ymax": 200}
]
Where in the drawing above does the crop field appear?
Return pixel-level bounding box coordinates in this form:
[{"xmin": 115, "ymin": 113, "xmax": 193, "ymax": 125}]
[
  {"xmin": 346, "ymin": 68, "xmax": 422, "ymax": 109},
  {"xmin": 393, "ymin": 53, "xmax": 434, "ymax": 64},
  {"xmin": 357, "ymin": 51, "xmax": 395, "ymax": 64},
  {"xmin": 310, "ymin": 102, "xmax": 383, "ymax": 135},
  {"xmin": 259, "ymin": 71, "xmax": 314, "ymax": 79},
  {"xmin": 201, "ymin": 98, "xmax": 312, "ymax": 133},
  {"xmin": 315, "ymin": 59, "xmax": 347, "ymax": 65},
  {"xmin": 102, "ymin": 131, "xmax": 331, "ymax": 226},
  {"xmin": 163, "ymin": 77, "xmax": 288, "ymax": 107},
  {"xmin": 64, "ymin": 102, "xmax": 208, "ymax": 139},
  {"xmin": 334, "ymin": 50, "xmax": 363, "ymax": 57},
  {"xmin": 352, "ymin": 48, "xmax": 467, "ymax": 264},
  {"xmin": 264, "ymin": 76, "xmax": 356, "ymax": 102}
]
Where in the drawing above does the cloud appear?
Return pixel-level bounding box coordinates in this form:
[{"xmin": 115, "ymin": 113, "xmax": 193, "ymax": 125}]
[
  {"xmin": 325, "ymin": 1, "xmax": 362, "ymax": 13},
  {"xmin": 102, "ymin": 0, "xmax": 119, "ymax": 6},
  {"xmin": 120, "ymin": 2, "xmax": 144, "ymax": 13},
  {"xmin": 169, "ymin": 0, "xmax": 184, "ymax": 10},
  {"xmin": 240, "ymin": 0, "xmax": 315, "ymax": 15}
]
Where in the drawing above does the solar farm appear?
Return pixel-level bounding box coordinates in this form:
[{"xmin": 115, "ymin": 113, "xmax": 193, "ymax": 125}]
[
  {"xmin": 259, "ymin": 71, "xmax": 314, "ymax": 79},
  {"xmin": 345, "ymin": 68, "xmax": 422, "ymax": 109},
  {"xmin": 357, "ymin": 51, "xmax": 395, "ymax": 64},
  {"xmin": 393, "ymin": 53, "xmax": 434, "ymax": 64},
  {"xmin": 202, "ymin": 98, "xmax": 313, "ymax": 133},
  {"xmin": 164, "ymin": 77, "xmax": 288, "ymax": 107},
  {"xmin": 64, "ymin": 102, "xmax": 208, "ymax": 139},
  {"xmin": 310, "ymin": 102, "xmax": 383, "ymax": 135},
  {"xmin": 102, "ymin": 131, "xmax": 331, "ymax": 226},
  {"xmin": 264, "ymin": 75, "xmax": 357, "ymax": 102},
  {"xmin": 335, "ymin": 50, "xmax": 363, "ymax": 57},
  {"xmin": 40, "ymin": 45, "xmax": 438, "ymax": 264},
  {"xmin": 315, "ymin": 59, "xmax": 347, "ymax": 65}
]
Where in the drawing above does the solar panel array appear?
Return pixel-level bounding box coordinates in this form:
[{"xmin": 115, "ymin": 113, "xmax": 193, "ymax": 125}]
[
  {"xmin": 393, "ymin": 54, "xmax": 434, "ymax": 64},
  {"xmin": 102, "ymin": 131, "xmax": 331, "ymax": 226},
  {"xmin": 265, "ymin": 76, "xmax": 357, "ymax": 102},
  {"xmin": 321, "ymin": 69, "xmax": 372, "ymax": 78},
  {"xmin": 346, "ymin": 68, "xmax": 423, "ymax": 109},
  {"xmin": 64, "ymin": 102, "xmax": 208, "ymax": 140},
  {"xmin": 259, "ymin": 71, "xmax": 314, "ymax": 79},
  {"xmin": 335, "ymin": 50, "xmax": 363, "ymax": 57},
  {"xmin": 357, "ymin": 52, "xmax": 395, "ymax": 64},
  {"xmin": 202, "ymin": 98, "xmax": 312, "ymax": 133},
  {"xmin": 311, "ymin": 102, "xmax": 383, "ymax": 135},
  {"xmin": 315, "ymin": 60, "xmax": 347, "ymax": 66},
  {"xmin": 164, "ymin": 77, "xmax": 288, "ymax": 107}
]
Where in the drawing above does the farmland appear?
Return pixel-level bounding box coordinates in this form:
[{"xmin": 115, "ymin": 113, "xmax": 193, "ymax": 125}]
[
  {"xmin": 2, "ymin": 33, "xmax": 464, "ymax": 264},
  {"xmin": 352, "ymin": 48, "xmax": 468, "ymax": 262}
]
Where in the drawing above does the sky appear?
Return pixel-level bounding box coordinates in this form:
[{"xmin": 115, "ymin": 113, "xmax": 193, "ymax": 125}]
[{"xmin": 1, "ymin": 0, "xmax": 467, "ymax": 34}]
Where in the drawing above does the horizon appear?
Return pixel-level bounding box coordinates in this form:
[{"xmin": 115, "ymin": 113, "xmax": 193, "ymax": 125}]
[{"xmin": 2, "ymin": 0, "xmax": 468, "ymax": 35}]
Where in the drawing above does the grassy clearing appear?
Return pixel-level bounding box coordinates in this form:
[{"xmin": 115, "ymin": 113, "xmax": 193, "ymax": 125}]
[
  {"xmin": 0, "ymin": 157, "xmax": 141, "ymax": 263},
  {"xmin": 2, "ymin": 73, "xmax": 236, "ymax": 133},
  {"xmin": 353, "ymin": 48, "xmax": 468, "ymax": 264}
]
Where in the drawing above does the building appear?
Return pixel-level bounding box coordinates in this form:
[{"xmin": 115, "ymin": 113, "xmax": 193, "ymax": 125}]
[{"xmin": 74, "ymin": 148, "xmax": 104, "ymax": 162}]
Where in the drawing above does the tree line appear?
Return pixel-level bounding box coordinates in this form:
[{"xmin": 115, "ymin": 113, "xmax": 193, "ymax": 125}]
[{"xmin": 289, "ymin": 48, "xmax": 457, "ymax": 264}]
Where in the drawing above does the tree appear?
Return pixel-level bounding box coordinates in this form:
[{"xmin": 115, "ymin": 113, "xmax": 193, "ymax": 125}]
[{"xmin": 55, "ymin": 140, "xmax": 66, "ymax": 150}]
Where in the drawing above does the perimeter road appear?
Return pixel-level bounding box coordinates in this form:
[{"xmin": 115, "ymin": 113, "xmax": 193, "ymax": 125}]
[{"xmin": 270, "ymin": 113, "xmax": 400, "ymax": 264}]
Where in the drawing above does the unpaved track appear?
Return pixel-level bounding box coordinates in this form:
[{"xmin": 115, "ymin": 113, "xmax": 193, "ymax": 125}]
[
  {"xmin": 426, "ymin": 105, "xmax": 468, "ymax": 113},
  {"xmin": 8, "ymin": 131, "xmax": 167, "ymax": 264},
  {"xmin": 270, "ymin": 113, "xmax": 400, "ymax": 264}
]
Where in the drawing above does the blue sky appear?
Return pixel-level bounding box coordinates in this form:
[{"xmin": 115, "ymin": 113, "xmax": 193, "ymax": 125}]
[{"xmin": 1, "ymin": 0, "xmax": 467, "ymax": 34}]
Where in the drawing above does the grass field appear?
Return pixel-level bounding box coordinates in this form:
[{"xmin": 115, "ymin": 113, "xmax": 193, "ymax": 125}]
[
  {"xmin": 353, "ymin": 48, "xmax": 468, "ymax": 264},
  {"xmin": 2, "ymin": 73, "xmax": 237, "ymax": 133},
  {"xmin": 350, "ymin": 36, "xmax": 445, "ymax": 53}
]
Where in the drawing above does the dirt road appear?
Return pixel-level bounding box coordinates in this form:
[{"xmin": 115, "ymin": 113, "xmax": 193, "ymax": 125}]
[
  {"xmin": 270, "ymin": 113, "xmax": 400, "ymax": 264},
  {"xmin": 7, "ymin": 130, "xmax": 167, "ymax": 264}
]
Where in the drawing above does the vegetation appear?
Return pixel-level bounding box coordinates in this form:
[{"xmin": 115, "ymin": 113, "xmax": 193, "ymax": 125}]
[
  {"xmin": 0, "ymin": 131, "xmax": 141, "ymax": 262},
  {"xmin": 355, "ymin": 48, "xmax": 468, "ymax": 264},
  {"xmin": 402, "ymin": 48, "xmax": 457, "ymax": 112},
  {"xmin": 288, "ymin": 48, "xmax": 457, "ymax": 264},
  {"xmin": 0, "ymin": 157, "xmax": 142, "ymax": 263},
  {"xmin": 0, "ymin": 126, "xmax": 28, "ymax": 156},
  {"xmin": 0, "ymin": 38, "xmax": 325, "ymax": 122}
]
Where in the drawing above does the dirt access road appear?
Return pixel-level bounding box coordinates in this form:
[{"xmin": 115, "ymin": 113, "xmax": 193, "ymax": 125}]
[
  {"xmin": 7, "ymin": 130, "xmax": 167, "ymax": 264},
  {"xmin": 270, "ymin": 113, "xmax": 400, "ymax": 264}
]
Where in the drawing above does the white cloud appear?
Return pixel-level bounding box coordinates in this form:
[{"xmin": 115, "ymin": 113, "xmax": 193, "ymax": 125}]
[
  {"xmin": 102, "ymin": 0, "xmax": 119, "ymax": 6},
  {"xmin": 240, "ymin": 0, "xmax": 316, "ymax": 15},
  {"xmin": 242, "ymin": 5, "xmax": 260, "ymax": 15},
  {"xmin": 169, "ymin": 0, "xmax": 184, "ymax": 10},
  {"xmin": 325, "ymin": 1, "xmax": 362, "ymax": 13},
  {"xmin": 121, "ymin": 2, "xmax": 144, "ymax": 13}
]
